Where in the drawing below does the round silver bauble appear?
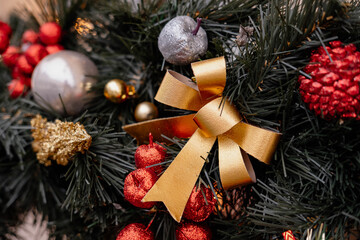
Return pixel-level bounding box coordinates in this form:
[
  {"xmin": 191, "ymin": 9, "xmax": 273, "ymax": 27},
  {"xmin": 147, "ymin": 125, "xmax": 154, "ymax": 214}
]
[
  {"xmin": 158, "ymin": 16, "xmax": 208, "ymax": 65},
  {"xmin": 31, "ymin": 50, "xmax": 98, "ymax": 116}
]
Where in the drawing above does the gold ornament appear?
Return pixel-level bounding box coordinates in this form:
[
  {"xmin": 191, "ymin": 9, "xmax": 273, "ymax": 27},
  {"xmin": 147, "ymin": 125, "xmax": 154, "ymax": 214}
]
[
  {"xmin": 134, "ymin": 102, "xmax": 159, "ymax": 122},
  {"xmin": 104, "ymin": 79, "xmax": 135, "ymax": 103},
  {"xmin": 31, "ymin": 115, "xmax": 92, "ymax": 166}
]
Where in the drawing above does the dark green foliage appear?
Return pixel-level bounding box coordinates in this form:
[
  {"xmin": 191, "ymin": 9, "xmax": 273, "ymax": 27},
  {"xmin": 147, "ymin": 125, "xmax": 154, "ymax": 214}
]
[{"xmin": 1, "ymin": 0, "xmax": 360, "ymax": 239}]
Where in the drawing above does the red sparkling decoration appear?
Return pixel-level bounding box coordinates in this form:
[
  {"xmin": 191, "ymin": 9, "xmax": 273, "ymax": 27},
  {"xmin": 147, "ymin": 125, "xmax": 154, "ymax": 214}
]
[
  {"xmin": 2, "ymin": 46, "xmax": 21, "ymax": 68},
  {"xmin": 116, "ymin": 223, "xmax": 154, "ymax": 240},
  {"xmin": 0, "ymin": 21, "xmax": 12, "ymax": 37},
  {"xmin": 176, "ymin": 221, "xmax": 212, "ymax": 240},
  {"xmin": 16, "ymin": 55, "xmax": 34, "ymax": 75},
  {"xmin": 299, "ymin": 41, "xmax": 360, "ymax": 120},
  {"xmin": 135, "ymin": 133, "xmax": 166, "ymax": 174},
  {"xmin": 8, "ymin": 79, "xmax": 25, "ymax": 98},
  {"xmin": 22, "ymin": 30, "xmax": 39, "ymax": 44},
  {"xmin": 39, "ymin": 22, "xmax": 62, "ymax": 45},
  {"xmin": 124, "ymin": 168, "xmax": 158, "ymax": 209},
  {"xmin": 25, "ymin": 44, "xmax": 48, "ymax": 66},
  {"xmin": 0, "ymin": 31, "xmax": 10, "ymax": 54},
  {"xmin": 183, "ymin": 186, "xmax": 216, "ymax": 222},
  {"xmin": 46, "ymin": 44, "xmax": 64, "ymax": 55}
]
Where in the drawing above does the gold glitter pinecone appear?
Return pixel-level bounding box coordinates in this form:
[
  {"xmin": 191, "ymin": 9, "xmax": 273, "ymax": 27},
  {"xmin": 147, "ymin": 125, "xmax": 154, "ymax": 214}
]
[{"xmin": 216, "ymin": 186, "xmax": 254, "ymax": 220}]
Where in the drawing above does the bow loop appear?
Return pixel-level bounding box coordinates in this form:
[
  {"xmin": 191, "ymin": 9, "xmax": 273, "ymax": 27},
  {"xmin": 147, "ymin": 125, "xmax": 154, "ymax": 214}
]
[{"xmin": 191, "ymin": 57, "xmax": 226, "ymax": 101}]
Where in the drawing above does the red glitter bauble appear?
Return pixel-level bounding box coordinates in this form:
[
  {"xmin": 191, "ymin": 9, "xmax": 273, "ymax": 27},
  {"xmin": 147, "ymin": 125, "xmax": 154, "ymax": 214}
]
[
  {"xmin": 0, "ymin": 32, "xmax": 9, "ymax": 54},
  {"xmin": 183, "ymin": 186, "xmax": 216, "ymax": 222},
  {"xmin": 22, "ymin": 30, "xmax": 39, "ymax": 44},
  {"xmin": 39, "ymin": 22, "xmax": 62, "ymax": 45},
  {"xmin": 46, "ymin": 44, "xmax": 64, "ymax": 55},
  {"xmin": 0, "ymin": 21, "xmax": 12, "ymax": 37},
  {"xmin": 24, "ymin": 44, "xmax": 48, "ymax": 66},
  {"xmin": 2, "ymin": 46, "xmax": 21, "ymax": 68},
  {"xmin": 116, "ymin": 223, "xmax": 154, "ymax": 240},
  {"xmin": 176, "ymin": 221, "xmax": 212, "ymax": 240},
  {"xmin": 16, "ymin": 55, "xmax": 34, "ymax": 75},
  {"xmin": 135, "ymin": 133, "xmax": 166, "ymax": 174},
  {"xmin": 299, "ymin": 41, "xmax": 360, "ymax": 119},
  {"xmin": 124, "ymin": 168, "xmax": 158, "ymax": 209},
  {"xmin": 8, "ymin": 79, "xmax": 25, "ymax": 98}
]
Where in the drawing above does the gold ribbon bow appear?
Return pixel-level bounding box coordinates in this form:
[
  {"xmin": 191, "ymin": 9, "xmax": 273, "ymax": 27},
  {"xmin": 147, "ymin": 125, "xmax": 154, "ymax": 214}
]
[{"xmin": 123, "ymin": 57, "xmax": 281, "ymax": 222}]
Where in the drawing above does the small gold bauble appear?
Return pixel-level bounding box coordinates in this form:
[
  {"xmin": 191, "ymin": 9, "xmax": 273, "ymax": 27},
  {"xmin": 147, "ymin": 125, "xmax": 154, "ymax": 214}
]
[
  {"xmin": 134, "ymin": 102, "xmax": 158, "ymax": 122},
  {"xmin": 104, "ymin": 79, "xmax": 135, "ymax": 103}
]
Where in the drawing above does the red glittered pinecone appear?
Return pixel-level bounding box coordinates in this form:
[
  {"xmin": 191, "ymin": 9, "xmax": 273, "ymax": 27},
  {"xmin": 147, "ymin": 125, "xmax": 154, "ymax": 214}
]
[{"xmin": 298, "ymin": 41, "xmax": 360, "ymax": 120}]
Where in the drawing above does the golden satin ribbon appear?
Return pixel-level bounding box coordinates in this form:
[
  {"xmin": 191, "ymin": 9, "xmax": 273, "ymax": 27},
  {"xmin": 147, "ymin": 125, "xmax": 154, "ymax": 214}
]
[{"xmin": 123, "ymin": 57, "xmax": 281, "ymax": 222}]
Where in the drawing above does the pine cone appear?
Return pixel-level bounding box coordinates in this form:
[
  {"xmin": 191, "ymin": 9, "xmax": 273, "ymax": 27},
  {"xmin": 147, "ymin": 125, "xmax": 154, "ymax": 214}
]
[
  {"xmin": 298, "ymin": 41, "xmax": 360, "ymax": 120},
  {"xmin": 216, "ymin": 186, "xmax": 254, "ymax": 220}
]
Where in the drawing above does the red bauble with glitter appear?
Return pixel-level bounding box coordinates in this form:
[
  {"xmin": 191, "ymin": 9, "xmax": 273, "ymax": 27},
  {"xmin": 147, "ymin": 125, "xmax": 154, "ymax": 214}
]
[
  {"xmin": 135, "ymin": 133, "xmax": 166, "ymax": 174},
  {"xmin": 8, "ymin": 79, "xmax": 25, "ymax": 98},
  {"xmin": 22, "ymin": 30, "xmax": 39, "ymax": 44},
  {"xmin": 2, "ymin": 46, "xmax": 21, "ymax": 68},
  {"xmin": 116, "ymin": 223, "xmax": 154, "ymax": 240},
  {"xmin": 39, "ymin": 22, "xmax": 62, "ymax": 45},
  {"xmin": 183, "ymin": 186, "xmax": 216, "ymax": 222},
  {"xmin": 124, "ymin": 168, "xmax": 158, "ymax": 209},
  {"xmin": 299, "ymin": 41, "xmax": 360, "ymax": 119},
  {"xmin": 24, "ymin": 44, "xmax": 48, "ymax": 66},
  {"xmin": 0, "ymin": 32, "xmax": 9, "ymax": 54},
  {"xmin": 176, "ymin": 221, "xmax": 212, "ymax": 240},
  {"xmin": 46, "ymin": 44, "xmax": 64, "ymax": 55},
  {"xmin": 16, "ymin": 55, "xmax": 34, "ymax": 75},
  {"xmin": 0, "ymin": 21, "xmax": 12, "ymax": 37}
]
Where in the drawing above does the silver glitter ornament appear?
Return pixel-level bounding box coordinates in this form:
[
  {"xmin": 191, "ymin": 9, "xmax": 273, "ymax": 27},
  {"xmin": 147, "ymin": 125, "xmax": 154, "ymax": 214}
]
[
  {"xmin": 31, "ymin": 50, "xmax": 98, "ymax": 116},
  {"xmin": 158, "ymin": 16, "xmax": 208, "ymax": 65}
]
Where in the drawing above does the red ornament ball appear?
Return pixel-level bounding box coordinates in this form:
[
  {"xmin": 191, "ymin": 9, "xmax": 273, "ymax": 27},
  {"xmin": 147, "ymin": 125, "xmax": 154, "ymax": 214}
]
[
  {"xmin": 39, "ymin": 22, "xmax": 62, "ymax": 45},
  {"xmin": 116, "ymin": 223, "xmax": 154, "ymax": 240},
  {"xmin": 46, "ymin": 44, "xmax": 64, "ymax": 55},
  {"xmin": 135, "ymin": 133, "xmax": 166, "ymax": 174},
  {"xmin": 16, "ymin": 55, "xmax": 34, "ymax": 75},
  {"xmin": 2, "ymin": 46, "xmax": 21, "ymax": 68},
  {"xmin": 0, "ymin": 31, "xmax": 9, "ymax": 54},
  {"xmin": 8, "ymin": 79, "xmax": 25, "ymax": 98},
  {"xmin": 12, "ymin": 66, "xmax": 31, "ymax": 87},
  {"xmin": 183, "ymin": 186, "xmax": 216, "ymax": 222},
  {"xmin": 176, "ymin": 221, "xmax": 212, "ymax": 240},
  {"xmin": 299, "ymin": 41, "xmax": 360, "ymax": 119},
  {"xmin": 22, "ymin": 30, "xmax": 39, "ymax": 44},
  {"xmin": 25, "ymin": 44, "xmax": 48, "ymax": 66},
  {"xmin": 0, "ymin": 21, "xmax": 12, "ymax": 37},
  {"xmin": 124, "ymin": 168, "xmax": 158, "ymax": 209}
]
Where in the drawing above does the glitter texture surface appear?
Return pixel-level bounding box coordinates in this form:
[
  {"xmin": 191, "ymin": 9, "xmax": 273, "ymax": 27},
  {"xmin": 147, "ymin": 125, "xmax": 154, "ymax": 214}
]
[
  {"xmin": 183, "ymin": 186, "xmax": 216, "ymax": 222},
  {"xmin": 124, "ymin": 168, "xmax": 158, "ymax": 209},
  {"xmin": 116, "ymin": 223, "xmax": 154, "ymax": 240},
  {"xmin": 176, "ymin": 221, "xmax": 212, "ymax": 240},
  {"xmin": 31, "ymin": 114, "xmax": 92, "ymax": 166},
  {"xmin": 158, "ymin": 16, "xmax": 207, "ymax": 65}
]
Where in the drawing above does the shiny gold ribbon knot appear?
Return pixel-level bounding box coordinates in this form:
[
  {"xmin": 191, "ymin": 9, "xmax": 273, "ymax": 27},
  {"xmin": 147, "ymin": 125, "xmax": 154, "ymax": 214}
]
[{"xmin": 123, "ymin": 57, "xmax": 281, "ymax": 222}]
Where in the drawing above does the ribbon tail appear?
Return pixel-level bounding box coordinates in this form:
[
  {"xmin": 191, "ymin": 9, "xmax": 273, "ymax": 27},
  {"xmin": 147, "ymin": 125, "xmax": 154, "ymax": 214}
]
[
  {"xmin": 225, "ymin": 122, "xmax": 281, "ymax": 164},
  {"xmin": 123, "ymin": 114, "xmax": 197, "ymax": 144},
  {"xmin": 218, "ymin": 135, "xmax": 256, "ymax": 190},
  {"xmin": 142, "ymin": 129, "xmax": 216, "ymax": 222}
]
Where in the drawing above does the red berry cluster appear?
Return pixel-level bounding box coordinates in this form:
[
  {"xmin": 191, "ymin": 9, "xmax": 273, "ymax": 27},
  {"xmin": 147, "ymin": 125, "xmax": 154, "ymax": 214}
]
[
  {"xmin": 1, "ymin": 22, "xmax": 64, "ymax": 98},
  {"xmin": 299, "ymin": 41, "xmax": 360, "ymax": 120}
]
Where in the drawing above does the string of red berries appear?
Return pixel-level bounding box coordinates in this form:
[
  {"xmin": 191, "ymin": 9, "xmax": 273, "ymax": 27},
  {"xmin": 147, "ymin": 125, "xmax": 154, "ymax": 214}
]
[{"xmin": 1, "ymin": 22, "xmax": 64, "ymax": 98}]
